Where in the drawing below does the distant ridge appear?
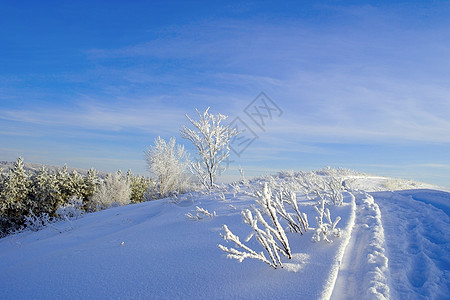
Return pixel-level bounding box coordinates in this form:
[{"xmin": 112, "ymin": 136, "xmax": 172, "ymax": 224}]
[{"xmin": 0, "ymin": 160, "xmax": 107, "ymax": 177}]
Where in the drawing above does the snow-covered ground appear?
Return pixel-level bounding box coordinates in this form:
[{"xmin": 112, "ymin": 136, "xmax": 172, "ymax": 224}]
[{"xmin": 0, "ymin": 173, "xmax": 449, "ymax": 299}]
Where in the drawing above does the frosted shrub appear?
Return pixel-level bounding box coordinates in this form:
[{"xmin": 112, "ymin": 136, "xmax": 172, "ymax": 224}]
[
  {"xmin": 89, "ymin": 172, "xmax": 131, "ymax": 211},
  {"xmin": 219, "ymin": 183, "xmax": 309, "ymax": 268},
  {"xmin": 312, "ymin": 200, "xmax": 342, "ymax": 243},
  {"xmin": 325, "ymin": 175, "xmax": 344, "ymax": 206},
  {"xmin": 24, "ymin": 210, "xmax": 52, "ymax": 232},
  {"xmin": 56, "ymin": 196, "xmax": 84, "ymax": 220},
  {"xmin": 185, "ymin": 206, "xmax": 216, "ymax": 221},
  {"xmin": 219, "ymin": 222, "xmax": 281, "ymax": 269},
  {"xmin": 296, "ymin": 171, "xmax": 344, "ymax": 206}
]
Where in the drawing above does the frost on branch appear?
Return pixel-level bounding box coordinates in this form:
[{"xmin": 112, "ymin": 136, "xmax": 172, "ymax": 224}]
[
  {"xmin": 23, "ymin": 210, "xmax": 52, "ymax": 232},
  {"xmin": 296, "ymin": 171, "xmax": 344, "ymax": 206},
  {"xmin": 219, "ymin": 182, "xmax": 311, "ymax": 268},
  {"xmin": 218, "ymin": 224, "xmax": 276, "ymax": 268},
  {"xmin": 219, "ymin": 207, "xmax": 288, "ymax": 269},
  {"xmin": 181, "ymin": 107, "xmax": 240, "ymax": 189},
  {"xmin": 56, "ymin": 196, "xmax": 84, "ymax": 220},
  {"xmin": 312, "ymin": 200, "xmax": 342, "ymax": 243},
  {"xmin": 274, "ymin": 189, "xmax": 308, "ymax": 234},
  {"xmin": 253, "ymin": 183, "xmax": 292, "ymax": 259},
  {"xmin": 88, "ymin": 171, "xmax": 131, "ymax": 211},
  {"xmin": 185, "ymin": 206, "xmax": 216, "ymax": 221},
  {"xmin": 145, "ymin": 136, "xmax": 190, "ymax": 198}
]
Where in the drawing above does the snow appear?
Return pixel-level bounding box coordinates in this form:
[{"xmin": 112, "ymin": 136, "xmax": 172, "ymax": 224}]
[
  {"xmin": 332, "ymin": 191, "xmax": 390, "ymax": 299},
  {"xmin": 0, "ymin": 174, "xmax": 449, "ymax": 299},
  {"xmin": 373, "ymin": 190, "xmax": 450, "ymax": 299}
]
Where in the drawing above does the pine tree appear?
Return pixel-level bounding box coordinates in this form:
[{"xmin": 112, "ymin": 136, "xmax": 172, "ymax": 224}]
[
  {"xmin": 129, "ymin": 173, "xmax": 154, "ymax": 203},
  {"xmin": 30, "ymin": 166, "xmax": 61, "ymax": 216},
  {"xmin": 82, "ymin": 168, "xmax": 99, "ymax": 209},
  {"xmin": 68, "ymin": 170, "xmax": 85, "ymax": 199},
  {"xmin": 0, "ymin": 157, "xmax": 32, "ymax": 229}
]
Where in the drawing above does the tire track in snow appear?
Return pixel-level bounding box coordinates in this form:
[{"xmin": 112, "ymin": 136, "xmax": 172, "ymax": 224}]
[
  {"xmin": 373, "ymin": 191, "xmax": 450, "ymax": 299},
  {"xmin": 332, "ymin": 191, "xmax": 390, "ymax": 300}
]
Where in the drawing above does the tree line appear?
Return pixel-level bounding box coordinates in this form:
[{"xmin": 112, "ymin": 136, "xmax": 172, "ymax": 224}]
[{"xmin": 0, "ymin": 157, "xmax": 153, "ymax": 237}]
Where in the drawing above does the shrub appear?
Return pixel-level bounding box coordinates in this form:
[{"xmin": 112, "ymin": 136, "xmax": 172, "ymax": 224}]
[{"xmin": 89, "ymin": 171, "xmax": 131, "ymax": 211}]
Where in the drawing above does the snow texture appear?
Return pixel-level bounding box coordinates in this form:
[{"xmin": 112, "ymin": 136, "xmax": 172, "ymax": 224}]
[{"xmin": 0, "ymin": 174, "xmax": 448, "ymax": 299}]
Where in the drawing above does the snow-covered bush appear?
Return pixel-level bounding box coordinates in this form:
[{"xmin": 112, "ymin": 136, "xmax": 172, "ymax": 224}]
[
  {"xmin": 238, "ymin": 167, "xmax": 249, "ymax": 186},
  {"xmin": 145, "ymin": 136, "xmax": 190, "ymax": 198},
  {"xmin": 88, "ymin": 171, "xmax": 131, "ymax": 211},
  {"xmin": 219, "ymin": 222, "xmax": 281, "ymax": 269},
  {"xmin": 274, "ymin": 189, "xmax": 309, "ymax": 234},
  {"xmin": 296, "ymin": 170, "xmax": 344, "ymax": 205},
  {"xmin": 56, "ymin": 196, "xmax": 84, "ymax": 220},
  {"xmin": 186, "ymin": 206, "xmax": 216, "ymax": 220},
  {"xmin": 312, "ymin": 200, "xmax": 342, "ymax": 243},
  {"xmin": 23, "ymin": 210, "xmax": 52, "ymax": 232},
  {"xmin": 219, "ymin": 183, "xmax": 310, "ymax": 268},
  {"xmin": 181, "ymin": 107, "xmax": 240, "ymax": 189}
]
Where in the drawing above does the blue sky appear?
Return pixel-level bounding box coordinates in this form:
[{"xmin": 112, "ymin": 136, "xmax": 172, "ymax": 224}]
[{"xmin": 1, "ymin": 1, "xmax": 449, "ymax": 186}]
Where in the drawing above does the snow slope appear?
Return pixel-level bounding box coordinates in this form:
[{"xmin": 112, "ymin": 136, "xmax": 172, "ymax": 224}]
[
  {"xmin": 373, "ymin": 190, "xmax": 450, "ymax": 299},
  {"xmin": 0, "ymin": 174, "xmax": 449, "ymax": 299}
]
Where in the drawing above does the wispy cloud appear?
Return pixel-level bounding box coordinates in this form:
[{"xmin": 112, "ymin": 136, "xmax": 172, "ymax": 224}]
[{"xmin": 2, "ymin": 2, "xmax": 450, "ymax": 185}]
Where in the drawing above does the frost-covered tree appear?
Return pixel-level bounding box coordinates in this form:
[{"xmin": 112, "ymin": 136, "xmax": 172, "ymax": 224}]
[
  {"xmin": 145, "ymin": 136, "xmax": 190, "ymax": 197},
  {"xmin": 30, "ymin": 166, "xmax": 61, "ymax": 216},
  {"xmin": 82, "ymin": 168, "xmax": 99, "ymax": 208},
  {"xmin": 181, "ymin": 107, "xmax": 239, "ymax": 189},
  {"xmin": 0, "ymin": 157, "xmax": 32, "ymax": 230},
  {"xmin": 55, "ymin": 165, "xmax": 72, "ymax": 205},
  {"xmin": 89, "ymin": 171, "xmax": 131, "ymax": 211},
  {"xmin": 68, "ymin": 170, "xmax": 85, "ymax": 199}
]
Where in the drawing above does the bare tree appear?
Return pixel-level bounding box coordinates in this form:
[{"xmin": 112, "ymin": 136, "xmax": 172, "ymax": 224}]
[{"xmin": 181, "ymin": 108, "xmax": 239, "ymax": 189}]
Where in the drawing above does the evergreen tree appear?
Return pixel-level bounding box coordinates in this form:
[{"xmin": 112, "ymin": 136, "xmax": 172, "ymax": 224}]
[
  {"xmin": 68, "ymin": 170, "xmax": 85, "ymax": 198},
  {"xmin": 129, "ymin": 174, "xmax": 154, "ymax": 203},
  {"xmin": 55, "ymin": 165, "xmax": 72, "ymax": 206},
  {"xmin": 82, "ymin": 168, "xmax": 99, "ymax": 209},
  {"xmin": 30, "ymin": 166, "xmax": 61, "ymax": 216},
  {"xmin": 0, "ymin": 157, "xmax": 32, "ymax": 230}
]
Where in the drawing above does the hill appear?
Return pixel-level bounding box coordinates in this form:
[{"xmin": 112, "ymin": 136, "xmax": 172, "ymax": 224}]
[{"xmin": 0, "ymin": 171, "xmax": 448, "ymax": 299}]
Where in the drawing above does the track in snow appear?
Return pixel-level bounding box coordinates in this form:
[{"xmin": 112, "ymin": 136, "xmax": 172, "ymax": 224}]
[
  {"xmin": 372, "ymin": 190, "xmax": 450, "ymax": 299},
  {"xmin": 332, "ymin": 191, "xmax": 390, "ymax": 299}
]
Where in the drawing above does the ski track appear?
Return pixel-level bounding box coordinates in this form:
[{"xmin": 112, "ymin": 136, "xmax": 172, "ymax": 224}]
[
  {"xmin": 372, "ymin": 190, "xmax": 450, "ymax": 299},
  {"xmin": 332, "ymin": 191, "xmax": 390, "ymax": 300}
]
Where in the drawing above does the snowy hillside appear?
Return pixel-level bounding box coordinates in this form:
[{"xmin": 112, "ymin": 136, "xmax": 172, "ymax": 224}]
[{"xmin": 0, "ymin": 172, "xmax": 449, "ymax": 299}]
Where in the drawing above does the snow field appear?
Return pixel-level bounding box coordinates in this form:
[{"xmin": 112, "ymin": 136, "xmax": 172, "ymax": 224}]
[
  {"xmin": 0, "ymin": 174, "xmax": 449, "ymax": 299},
  {"xmin": 0, "ymin": 185, "xmax": 356, "ymax": 299}
]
